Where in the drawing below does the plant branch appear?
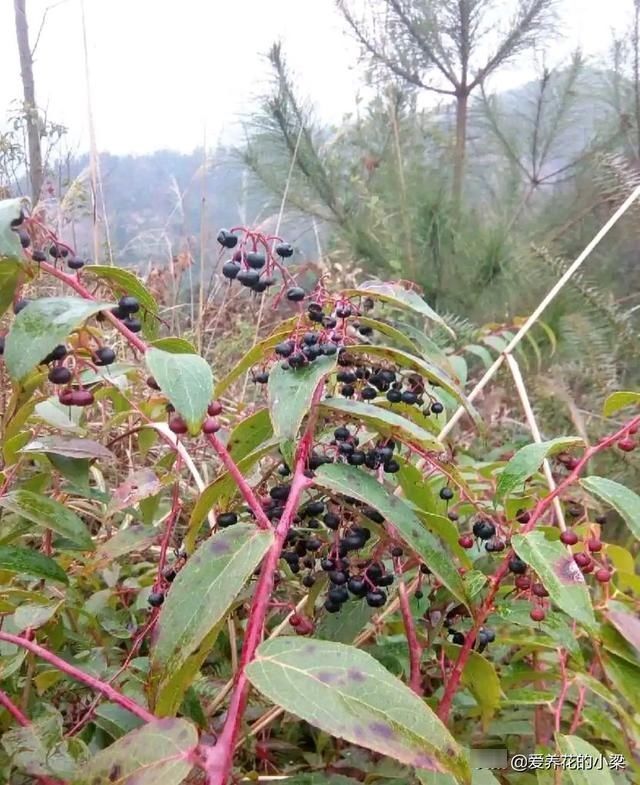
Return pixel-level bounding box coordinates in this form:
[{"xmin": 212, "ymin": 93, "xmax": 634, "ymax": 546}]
[
  {"xmin": 0, "ymin": 632, "xmax": 155, "ymax": 723},
  {"xmin": 437, "ymin": 412, "xmax": 640, "ymax": 723},
  {"xmin": 206, "ymin": 434, "xmax": 272, "ymax": 531},
  {"xmin": 203, "ymin": 382, "xmax": 324, "ymax": 785},
  {"xmin": 397, "ymin": 579, "xmax": 423, "ymax": 695}
]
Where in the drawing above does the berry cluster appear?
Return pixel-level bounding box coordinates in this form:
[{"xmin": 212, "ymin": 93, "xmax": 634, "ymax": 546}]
[
  {"xmin": 110, "ymin": 295, "xmax": 142, "ymax": 334},
  {"xmin": 218, "ymin": 227, "xmax": 296, "ymax": 295},
  {"xmin": 10, "ymin": 209, "xmax": 89, "ymax": 270}
]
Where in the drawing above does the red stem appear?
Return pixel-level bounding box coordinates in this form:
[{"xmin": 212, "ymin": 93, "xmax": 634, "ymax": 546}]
[
  {"xmin": 207, "ymin": 434, "xmax": 272, "ymax": 531},
  {"xmin": 397, "ymin": 580, "xmax": 423, "ymax": 695},
  {"xmin": 436, "ymin": 413, "xmax": 640, "ymax": 723},
  {"xmin": 203, "ymin": 383, "xmax": 324, "ymax": 785},
  {"xmin": 39, "ymin": 261, "xmax": 148, "ymax": 353},
  {"xmin": 0, "ymin": 632, "xmax": 155, "ymax": 723}
]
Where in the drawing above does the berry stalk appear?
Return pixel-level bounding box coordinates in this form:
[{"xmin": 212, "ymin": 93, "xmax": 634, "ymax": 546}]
[{"xmin": 437, "ymin": 412, "xmax": 640, "ymax": 723}]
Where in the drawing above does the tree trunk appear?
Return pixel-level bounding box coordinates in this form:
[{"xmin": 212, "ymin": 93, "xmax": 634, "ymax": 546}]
[
  {"xmin": 13, "ymin": 0, "xmax": 43, "ymax": 205},
  {"xmin": 452, "ymin": 90, "xmax": 468, "ymax": 207}
]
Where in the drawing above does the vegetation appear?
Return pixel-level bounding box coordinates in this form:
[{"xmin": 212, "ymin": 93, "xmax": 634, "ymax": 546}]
[{"xmin": 1, "ymin": 1, "xmax": 640, "ymax": 784}]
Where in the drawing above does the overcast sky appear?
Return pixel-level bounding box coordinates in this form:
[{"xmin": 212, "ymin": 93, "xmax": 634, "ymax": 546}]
[{"xmin": 0, "ymin": 0, "xmax": 634, "ymax": 156}]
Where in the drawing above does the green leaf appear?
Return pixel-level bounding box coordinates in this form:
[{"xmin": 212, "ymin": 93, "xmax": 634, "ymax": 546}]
[
  {"xmin": 315, "ymin": 597, "xmax": 374, "ymax": 644},
  {"xmin": 555, "ymin": 735, "xmax": 615, "ymax": 784},
  {"xmin": 150, "ymin": 524, "xmax": 273, "ymax": 712},
  {"xmin": 0, "ymin": 197, "xmax": 26, "ymax": 258},
  {"xmin": 496, "ymin": 437, "xmax": 583, "ymax": 499},
  {"xmin": 72, "ymin": 718, "xmax": 197, "ymax": 785},
  {"xmin": 355, "ymin": 315, "xmax": 423, "ymax": 353},
  {"xmin": 145, "ymin": 348, "xmax": 214, "ymax": 435},
  {"xmin": 0, "ymin": 546, "xmax": 68, "ymax": 584},
  {"xmin": 268, "ymin": 354, "xmax": 336, "ymax": 441},
  {"xmin": 226, "ymin": 408, "xmax": 274, "ymax": 462},
  {"xmin": 85, "ymin": 264, "xmax": 159, "ymax": 339},
  {"xmin": 14, "ymin": 602, "xmax": 60, "ymax": 632},
  {"xmin": 342, "ymin": 282, "xmax": 454, "ymax": 336},
  {"xmin": 445, "ymin": 645, "xmax": 501, "ymax": 729},
  {"xmin": 150, "ymin": 336, "xmax": 197, "ymax": 354},
  {"xmin": 580, "ymin": 476, "xmax": 640, "ymax": 541},
  {"xmin": 246, "ymin": 637, "xmax": 470, "ymax": 783},
  {"xmin": 512, "ymin": 531, "xmax": 595, "ymax": 628},
  {"xmin": 0, "ymin": 490, "xmax": 94, "ymax": 550},
  {"xmin": 320, "ymin": 398, "xmax": 441, "ymax": 450},
  {"xmin": 93, "ymin": 703, "xmax": 144, "ymax": 739},
  {"xmin": 607, "ymin": 605, "xmax": 640, "ymax": 654},
  {"xmin": 19, "ymin": 436, "xmax": 114, "ymax": 461},
  {"xmin": 314, "ymin": 464, "xmax": 467, "ymax": 606},
  {"xmin": 4, "ymin": 297, "xmax": 113, "ymax": 381},
  {"xmin": 96, "ymin": 524, "xmax": 156, "ymax": 560},
  {"xmin": 0, "ymin": 258, "xmax": 22, "ymax": 319},
  {"xmin": 214, "ymin": 317, "xmax": 297, "ymax": 397},
  {"xmin": 603, "ymin": 391, "xmax": 640, "ymax": 417}
]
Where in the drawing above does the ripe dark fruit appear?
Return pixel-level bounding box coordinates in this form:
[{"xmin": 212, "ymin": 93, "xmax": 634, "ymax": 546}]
[
  {"xmin": 254, "ymin": 371, "xmax": 269, "ymax": 384},
  {"xmin": 439, "ymin": 487, "xmax": 454, "ymax": 501},
  {"xmin": 169, "ymin": 415, "xmax": 189, "ymax": 435},
  {"xmin": 530, "ymin": 607, "xmax": 546, "ymax": 622},
  {"xmin": 218, "ymin": 512, "xmax": 238, "ymax": 528},
  {"xmin": 10, "ymin": 210, "xmax": 24, "ymax": 227},
  {"xmin": 48, "ymin": 366, "xmax": 72, "ymax": 385},
  {"xmin": 208, "ymin": 401, "xmax": 223, "ymax": 416},
  {"xmin": 451, "ymin": 632, "xmax": 465, "ymax": 645},
  {"xmin": 431, "ymin": 401, "xmax": 444, "ymax": 415},
  {"xmin": 286, "ymin": 286, "xmax": 306, "ymax": 302},
  {"xmin": 595, "ymin": 514, "xmax": 607, "ymax": 525},
  {"xmin": 31, "ymin": 250, "xmax": 47, "ymax": 262},
  {"xmin": 516, "ymin": 509, "xmax": 530, "ymax": 524},
  {"xmin": 324, "ymin": 599, "xmax": 341, "ymax": 613},
  {"xmin": 276, "ymin": 242, "xmax": 294, "ymax": 258},
  {"xmin": 386, "ymin": 389, "xmax": 402, "ymax": 403},
  {"xmin": 303, "ymin": 501, "xmax": 325, "ymax": 517},
  {"xmin": 302, "ymin": 574, "xmax": 316, "ymax": 588},
  {"xmin": 328, "ymin": 570, "xmax": 347, "ymax": 585},
  {"xmin": 515, "ymin": 575, "xmax": 531, "ymax": 590},
  {"xmin": 119, "ymin": 296, "xmax": 140, "ymax": 314},
  {"xmin": 217, "ymin": 229, "xmax": 238, "ymax": 248},
  {"xmin": 123, "ymin": 317, "xmax": 142, "ymax": 333},
  {"xmin": 595, "ymin": 568, "xmax": 612, "ymax": 583},
  {"xmin": 384, "ymin": 459, "xmax": 400, "ymax": 473},
  {"xmin": 148, "ymin": 591, "xmax": 165, "ymax": 608},
  {"xmin": 95, "ymin": 346, "xmax": 116, "ymax": 366},
  {"xmin": 366, "ymin": 590, "xmax": 387, "ymax": 608},
  {"xmin": 49, "ymin": 244, "xmax": 63, "ymax": 258},
  {"xmin": 336, "ymin": 305, "xmax": 352, "ymax": 318},
  {"xmin": 67, "ymin": 257, "xmax": 85, "ymax": 270},
  {"xmin": 401, "ymin": 391, "xmax": 418, "ymax": 405},
  {"xmin": 222, "ymin": 260, "xmax": 240, "ymax": 279},
  {"xmin": 162, "ymin": 567, "xmax": 176, "ymax": 582},
  {"xmin": 323, "ymin": 513, "xmax": 340, "ymax": 530},
  {"xmin": 618, "ymin": 437, "xmax": 636, "ymax": 452},
  {"xmin": 246, "ymin": 251, "xmax": 266, "ymax": 269},
  {"xmin": 508, "ymin": 557, "xmax": 527, "ymax": 575},
  {"xmin": 17, "ymin": 228, "xmax": 31, "ymax": 248},
  {"xmin": 237, "ymin": 269, "xmax": 260, "ymax": 287},
  {"xmin": 560, "ymin": 530, "xmax": 579, "ymax": 546},
  {"xmin": 202, "ymin": 417, "xmax": 221, "ymax": 434},
  {"xmin": 472, "ymin": 520, "xmax": 495, "ymax": 540}
]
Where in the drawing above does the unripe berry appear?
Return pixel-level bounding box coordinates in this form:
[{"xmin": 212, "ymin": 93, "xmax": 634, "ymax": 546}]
[
  {"xmin": 169, "ymin": 415, "xmax": 188, "ymax": 435},
  {"xmin": 515, "ymin": 575, "xmax": 531, "ymax": 590},
  {"xmin": 202, "ymin": 417, "xmax": 220, "ymax": 434},
  {"xmin": 458, "ymin": 534, "xmax": 474, "ymax": 549},
  {"xmin": 530, "ymin": 607, "xmax": 546, "ymax": 622},
  {"xmin": 587, "ymin": 537, "xmax": 602, "ymax": 553},
  {"xmin": 595, "ymin": 568, "xmax": 612, "ymax": 583},
  {"xmin": 618, "ymin": 437, "xmax": 636, "ymax": 452},
  {"xmin": 208, "ymin": 401, "xmax": 223, "ymax": 416},
  {"xmin": 560, "ymin": 530, "xmax": 579, "ymax": 546}
]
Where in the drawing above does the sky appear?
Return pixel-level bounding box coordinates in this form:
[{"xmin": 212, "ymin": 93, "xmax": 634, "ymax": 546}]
[{"xmin": 0, "ymin": 0, "xmax": 634, "ymax": 156}]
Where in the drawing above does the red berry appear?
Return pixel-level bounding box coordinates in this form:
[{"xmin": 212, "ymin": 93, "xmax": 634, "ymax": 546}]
[
  {"xmin": 560, "ymin": 530, "xmax": 579, "ymax": 546},
  {"xmin": 565, "ymin": 458, "xmax": 580, "ymax": 470},
  {"xmin": 458, "ymin": 534, "xmax": 474, "ymax": 549},
  {"xmin": 629, "ymin": 424, "xmax": 639, "ymax": 435},
  {"xmin": 289, "ymin": 613, "xmax": 302, "ymax": 627},
  {"xmin": 582, "ymin": 560, "xmax": 595, "ymax": 574},
  {"xmin": 58, "ymin": 388, "xmax": 75, "ymax": 406},
  {"xmin": 515, "ymin": 575, "xmax": 531, "ymax": 590},
  {"xmin": 207, "ymin": 401, "xmax": 223, "ymax": 416},
  {"xmin": 146, "ymin": 375, "xmax": 160, "ymax": 390},
  {"xmin": 71, "ymin": 389, "xmax": 94, "ymax": 407},
  {"xmin": 202, "ymin": 417, "xmax": 220, "ymax": 434},
  {"xmin": 618, "ymin": 437, "xmax": 636, "ymax": 452},
  {"xmin": 530, "ymin": 608, "xmax": 546, "ymax": 622},
  {"xmin": 169, "ymin": 415, "xmax": 188, "ymax": 435},
  {"xmin": 532, "ymin": 582, "xmax": 549, "ymax": 598},
  {"xmin": 587, "ymin": 537, "xmax": 602, "ymax": 553},
  {"xmin": 595, "ymin": 568, "xmax": 612, "ymax": 583},
  {"xmin": 574, "ymin": 552, "xmax": 591, "ymax": 568}
]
